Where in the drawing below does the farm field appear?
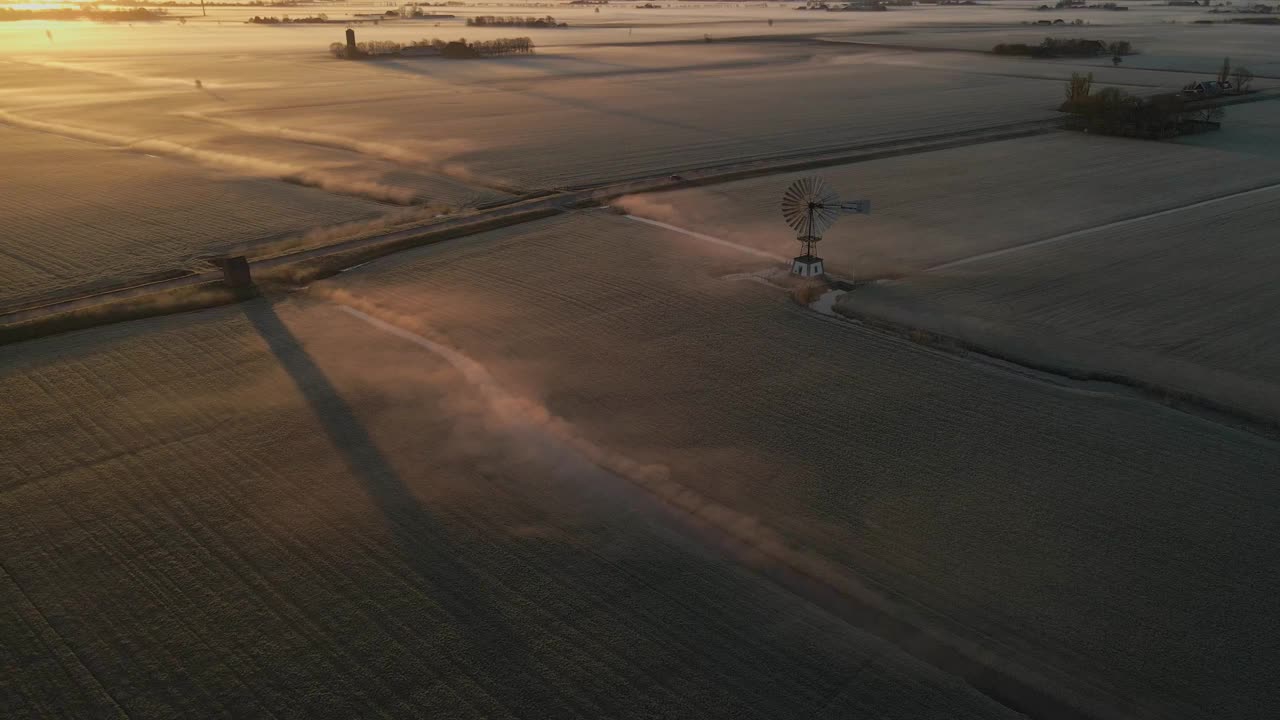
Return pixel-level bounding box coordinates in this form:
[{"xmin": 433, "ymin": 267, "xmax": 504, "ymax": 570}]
[
  {"xmin": 225, "ymin": 49, "xmax": 1066, "ymax": 191},
  {"xmin": 5, "ymin": 4, "xmax": 1280, "ymax": 718},
  {"xmin": 0, "ymin": 25, "xmax": 1076, "ymax": 307},
  {"xmin": 2, "ymin": 41, "xmax": 1068, "ymax": 190},
  {"xmin": 5, "ymin": 6, "xmax": 1263, "ymax": 307},
  {"xmin": 0, "ymin": 271, "xmax": 1025, "ymax": 720},
  {"xmin": 835, "ymin": 186, "xmax": 1280, "ymax": 423},
  {"xmin": 1180, "ymin": 97, "xmax": 1280, "ymax": 159},
  {"xmin": 804, "ymin": 46, "xmax": 1251, "ymax": 93},
  {"xmin": 296, "ymin": 211, "xmax": 1280, "ymax": 718},
  {"xmin": 7, "ymin": 210, "xmax": 1280, "ymax": 718},
  {"xmin": 841, "ymin": 21, "xmax": 1280, "ymax": 77},
  {"xmin": 618, "ymin": 130, "xmax": 1280, "ymax": 278},
  {"xmin": 0, "ymin": 2, "xmax": 1177, "ymax": 57},
  {"xmin": 0, "ymin": 124, "xmax": 393, "ymax": 307}
]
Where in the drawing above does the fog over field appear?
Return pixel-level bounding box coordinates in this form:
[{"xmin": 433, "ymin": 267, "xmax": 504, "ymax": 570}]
[{"xmin": 3, "ymin": 2, "xmax": 1279, "ymax": 719}]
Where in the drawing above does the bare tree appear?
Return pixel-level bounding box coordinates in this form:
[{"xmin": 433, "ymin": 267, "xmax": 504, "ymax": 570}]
[
  {"xmin": 1065, "ymin": 71, "xmax": 1093, "ymax": 105},
  {"xmin": 1231, "ymin": 66, "xmax": 1254, "ymax": 94},
  {"xmin": 1217, "ymin": 56, "xmax": 1231, "ymax": 85}
]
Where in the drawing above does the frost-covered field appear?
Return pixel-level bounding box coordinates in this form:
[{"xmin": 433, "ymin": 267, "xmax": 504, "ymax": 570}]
[
  {"xmin": 1, "ymin": 41, "xmax": 1067, "ymax": 190},
  {"xmin": 5, "ymin": 210, "xmax": 1280, "ymax": 717},
  {"xmin": 0, "ymin": 268, "xmax": 1022, "ymax": 720},
  {"xmin": 0, "ymin": 16, "xmax": 1069, "ymax": 305},
  {"xmin": 3, "ymin": 2, "xmax": 1269, "ymax": 305},
  {"xmin": 836, "ymin": 186, "xmax": 1280, "ymax": 422},
  {"xmin": 273, "ymin": 212, "xmax": 1280, "ymax": 717},
  {"xmin": 5, "ymin": 7, "xmax": 1280, "ymax": 717},
  {"xmin": 219, "ymin": 47, "xmax": 1065, "ymax": 191},
  {"xmin": 0, "ymin": 125, "xmax": 391, "ymax": 306},
  {"xmin": 842, "ymin": 19, "xmax": 1280, "ymax": 77},
  {"xmin": 1180, "ymin": 98, "xmax": 1280, "ymax": 159},
  {"xmin": 620, "ymin": 131, "xmax": 1280, "ymax": 277},
  {"xmin": 0, "ymin": 52, "xmax": 513, "ymax": 305}
]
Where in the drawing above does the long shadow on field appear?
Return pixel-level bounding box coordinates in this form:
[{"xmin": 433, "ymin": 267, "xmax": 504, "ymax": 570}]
[{"xmin": 242, "ymin": 298, "xmax": 550, "ymax": 714}]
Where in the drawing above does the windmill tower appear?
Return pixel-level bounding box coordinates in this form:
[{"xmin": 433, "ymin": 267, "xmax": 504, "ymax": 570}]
[{"xmin": 780, "ymin": 177, "xmax": 869, "ymax": 278}]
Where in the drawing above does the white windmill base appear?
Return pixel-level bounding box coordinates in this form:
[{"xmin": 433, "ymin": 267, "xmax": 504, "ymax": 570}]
[{"xmin": 791, "ymin": 254, "xmax": 824, "ymax": 278}]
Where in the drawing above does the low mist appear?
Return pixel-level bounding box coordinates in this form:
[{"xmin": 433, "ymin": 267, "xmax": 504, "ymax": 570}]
[
  {"xmin": 181, "ymin": 112, "xmax": 477, "ymax": 173},
  {"xmin": 0, "ymin": 109, "xmax": 419, "ymax": 205}
]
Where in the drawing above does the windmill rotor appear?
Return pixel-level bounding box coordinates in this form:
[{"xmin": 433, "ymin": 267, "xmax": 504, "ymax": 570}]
[{"xmin": 781, "ymin": 176, "xmax": 842, "ymax": 240}]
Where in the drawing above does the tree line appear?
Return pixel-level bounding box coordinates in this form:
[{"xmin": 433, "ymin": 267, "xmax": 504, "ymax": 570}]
[
  {"xmin": 329, "ymin": 39, "xmax": 403, "ymax": 57},
  {"xmin": 466, "ymin": 15, "xmax": 567, "ymax": 27},
  {"xmin": 1060, "ymin": 71, "xmax": 1235, "ymax": 138},
  {"xmin": 1212, "ymin": 57, "xmax": 1255, "ymax": 92},
  {"xmin": 248, "ymin": 15, "xmax": 329, "ymax": 24},
  {"xmin": 993, "ymin": 37, "xmax": 1136, "ymax": 57},
  {"xmin": 469, "ymin": 37, "xmax": 537, "ymax": 55},
  {"xmin": 330, "ymin": 36, "xmax": 536, "ymax": 59}
]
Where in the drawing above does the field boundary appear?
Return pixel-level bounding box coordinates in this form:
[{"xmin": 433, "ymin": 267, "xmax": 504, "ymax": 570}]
[
  {"xmin": 0, "ymin": 208, "xmax": 562, "ymax": 346},
  {"xmin": 927, "ymin": 180, "xmax": 1280, "ymax": 272},
  {"xmin": 0, "ymin": 120, "xmax": 1059, "ymax": 343},
  {"xmin": 832, "ymin": 296, "xmax": 1280, "ymax": 436},
  {"xmin": 624, "ymin": 209, "xmax": 1280, "ymax": 436}
]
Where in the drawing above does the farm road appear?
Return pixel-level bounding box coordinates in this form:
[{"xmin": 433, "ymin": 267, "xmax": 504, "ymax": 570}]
[{"xmin": 0, "ymin": 118, "xmax": 1057, "ymax": 328}]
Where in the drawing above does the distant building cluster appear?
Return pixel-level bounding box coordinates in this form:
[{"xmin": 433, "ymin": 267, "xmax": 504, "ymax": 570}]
[{"xmin": 797, "ymin": 1, "xmax": 890, "ymax": 10}]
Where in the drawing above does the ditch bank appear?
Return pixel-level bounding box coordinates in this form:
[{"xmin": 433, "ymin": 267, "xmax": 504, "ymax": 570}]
[
  {"xmin": 831, "ymin": 290, "xmax": 1280, "ymax": 438},
  {"xmin": 0, "ymin": 120, "xmax": 1061, "ymax": 346},
  {"xmin": 0, "ymin": 208, "xmax": 562, "ymax": 347}
]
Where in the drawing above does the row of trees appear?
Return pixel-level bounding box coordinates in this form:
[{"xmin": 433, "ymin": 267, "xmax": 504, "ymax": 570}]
[
  {"xmin": 330, "ymin": 37, "xmax": 535, "ymax": 59},
  {"xmin": 467, "ymin": 37, "xmax": 537, "ymax": 55},
  {"xmin": 248, "ymin": 14, "xmax": 329, "ymax": 23},
  {"xmin": 1216, "ymin": 57, "xmax": 1255, "ymax": 91},
  {"xmin": 466, "ymin": 15, "xmax": 567, "ymax": 26},
  {"xmin": 408, "ymin": 36, "xmax": 537, "ymax": 55},
  {"xmin": 993, "ymin": 36, "xmax": 1136, "ymax": 57},
  {"xmin": 329, "ymin": 39, "xmax": 403, "ymax": 57},
  {"xmin": 1061, "ymin": 72, "xmax": 1224, "ymax": 138}
]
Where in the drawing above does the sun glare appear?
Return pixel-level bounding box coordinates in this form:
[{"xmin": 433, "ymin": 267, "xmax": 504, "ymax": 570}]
[{"xmin": 3, "ymin": 2, "xmax": 79, "ymax": 9}]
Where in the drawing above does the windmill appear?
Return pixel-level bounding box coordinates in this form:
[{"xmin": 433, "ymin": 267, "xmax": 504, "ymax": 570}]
[{"xmin": 780, "ymin": 176, "xmax": 869, "ymax": 278}]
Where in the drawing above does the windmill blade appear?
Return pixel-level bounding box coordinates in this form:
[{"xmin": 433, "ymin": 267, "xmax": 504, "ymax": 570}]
[
  {"xmin": 808, "ymin": 204, "xmax": 841, "ymax": 236},
  {"xmin": 811, "ymin": 184, "xmax": 841, "ymax": 209},
  {"xmin": 781, "ymin": 176, "xmax": 842, "ymax": 237}
]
